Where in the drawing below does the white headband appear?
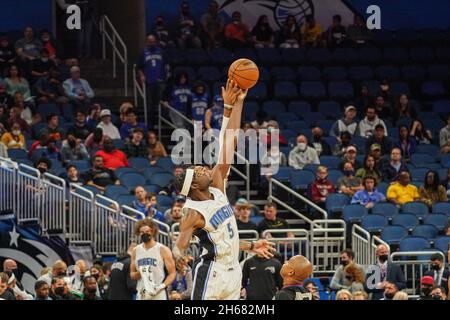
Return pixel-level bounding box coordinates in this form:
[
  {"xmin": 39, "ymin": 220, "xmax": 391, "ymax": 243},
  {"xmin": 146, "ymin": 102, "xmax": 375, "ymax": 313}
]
[{"xmin": 180, "ymin": 169, "xmax": 194, "ymax": 196}]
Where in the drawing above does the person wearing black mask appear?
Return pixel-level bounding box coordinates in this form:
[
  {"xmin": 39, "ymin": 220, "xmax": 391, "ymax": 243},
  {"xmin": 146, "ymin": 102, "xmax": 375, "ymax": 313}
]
[
  {"xmin": 425, "ymin": 254, "xmax": 450, "ymax": 295},
  {"xmin": 35, "ymin": 157, "xmax": 52, "ymax": 175},
  {"xmin": 380, "ymin": 282, "xmax": 398, "ymax": 300},
  {"xmin": 310, "ymin": 127, "xmax": 331, "ymax": 156},
  {"xmin": 37, "ymin": 260, "xmax": 67, "ymax": 286},
  {"xmin": 365, "ymin": 244, "xmax": 406, "ymax": 300},
  {"xmin": 430, "ymin": 286, "xmax": 447, "ymax": 300},
  {"xmin": 83, "ymin": 276, "xmax": 102, "ymax": 300},
  {"xmin": 333, "ymin": 131, "xmax": 352, "ymax": 157},
  {"xmin": 417, "ymin": 276, "xmax": 434, "ymax": 300},
  {"xmin": 49, "ymin": 276, "xmax": 76, "ymax": 300},
  {"xmin": 330, "ymin": 249, "xmax": 364, "ymax": 291}
]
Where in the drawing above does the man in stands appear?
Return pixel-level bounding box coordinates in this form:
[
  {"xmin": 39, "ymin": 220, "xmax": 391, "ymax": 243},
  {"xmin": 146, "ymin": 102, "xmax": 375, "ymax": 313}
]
[
  {"xmin": 339, "ymin": 145, "xmax": 362, "ymax": 171},
  {"xmin": 35, "ymin": 67, "xmax": 67, "ymax": 105},
  {"xmin": 200, "ymin": 1, "xmax": 225, "ymax": 50},
  {"xmin": 37, "ymin": 260, "xmax": 68, "ymax": 286},
  {"xmin": 63, "ymin": 66, "xmax": 95, "ymax": 109},
  {"xmin": 357, "ymin": 106, "xmax": 387, "ymax": 139},
  {"xmin": 30, "ymin": 48, "xmax": 56, "ymax": 83},
  {"xmin": 288, "ymin": 134, "xmax": 320, "ymax": 170},
  {"xmin": 234, "ymin": 198, "xmax": 258, "ymax": 238},
  {"xmin": 175, "ymin": 2, "xmax": 202, "ymax": 49},
  {"xmin": 430, "ymin": 286, "xmax": 447, "ymax": 300},
  {"xmin": 417, "ymin": 276, "xmax": 434, "ymax": 300},
  {"xmin": 257, "ymin": 202, "xmax": 294, "ymax": 239},
  {"xmin": 60, "ymin": 134, "xmax": 90, "ymax": 165},
  {"xmin": 382, "ymin": 148, "xmax": 409, "ymax": 182},
  {"xmin": 123, "ymin": 128, "xmax": 148, "ymax": 158},
  {"xmin": 95, "ymin": 137, "xmax": 129, "ymax": 170},
  {"xmin": 15, "ymin": 26, "xmax": 43, "ymax": 61},
  {"xmin": 41, "ymin": 114, "xmax": 65, "ymax": 141},
  {"xmin": 424, "ymin": 253, "xmax": 450, "ymax": 295},
  {"xmin": 310, "ymin": 127, "xmax": 331, "ymax": 157},
  {"xmin": 366, "ymin": 124, "xmax": 393, "ymax": 156},
  {"xmin": 224, "ymin": 11, "xmax": 251, "ymax": 49},
  {"xmin": 331, "ymin": 249, "xmax": 364, "ymax": 291},
  {"xmin": 120, "ymin": 109, "xmax": 148, "ymax": 140},
  {"xmin": 439, "ymin": 114, "xmax": 450, "ymax": 154},
  {"xmin": 365, "ymin": 244, "xmax": 406, "ymax": 300},
  {"xmin": 84, "ymin": 155, "xmax": 120, "ymax": 191},
  {"xmin": 34, "ymin": 280, "xmax": 51, "ymax": 300},
  {"xmin": 311, "ymin": 166, "xmax": 335, "ymax": 209},
  {"xmin": 380, "ymin": 282, "xmax": 399, "ymax": 300},
  {"xmin": 386, "ymin": 171, "xmax": 419, "ymax": 206},
  {"xmin": 330, "ymin": 105, "xmax": 358, "ymax": 138},
  {"xmin": 165, "ymin": 203, "xmax": 183, "ymax": 226},
  {"xmin": 97, "ymin": 109, "xmax": 121, "ymax": 140},
  {"xmin": 338, "ymin": 162, "xmax": 363, "ymax": 197},
  {"xmin": 68, "ymin": 110, "xmax": 93, "ymax": 140}
]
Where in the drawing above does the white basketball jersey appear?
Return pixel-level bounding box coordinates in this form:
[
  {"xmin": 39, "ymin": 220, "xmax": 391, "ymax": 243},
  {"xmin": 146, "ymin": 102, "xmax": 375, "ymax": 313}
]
[
  {"xmin": 183, "ymin": 187, "xmax": 240, "ymax": 267},
  {"xmin": 135, "ymin": 242, "xmax": 166, "ymax": 300}
]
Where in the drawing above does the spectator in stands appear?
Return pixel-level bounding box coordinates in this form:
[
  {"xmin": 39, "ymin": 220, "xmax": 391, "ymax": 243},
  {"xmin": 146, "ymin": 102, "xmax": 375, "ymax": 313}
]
[
  {"xmin": 40, "ymin": 29, "xmax": 59, "ymax": 61},
  {"xmin": 1, "ymin": 122, "xmax": 25, "ymax": 150},
  {"xmin": 82, "ymin": 276, "xmax": 101, "ymax": 300},
  {"xmin": 352, "ymin": 291, "xmax": 368, "ymax": 300},
  {"xmin": 224, "ymin": 11, "xmax": 251, "ymax": 49},
  {"xmin": 0, "ymin": 141, "xmax": 7, "ymax": 158},
  {"xmin": 439, "ymin": 114, "xmax": 450, "ymax": 154},
  {"xmin": 419, "ymin": 170, "xmax": 448, "ymax": 207},
  {"xmin": 260, "ymin": 143, "xmax": 287, "ymax": 179},
  {"xmin": 49, "ymin": 276, "xmax": 76, "ymax": 300},
  {"xmin": 11, "ymin": 92, "xmax": 32, "ymax": 126},
  {"xmin": 15, "ymin": 26, "xmax": 43, "ymax": 61},
  {"xmin": 68, "ymin": 110, "xmax": 92, "ymax": 140},
  {"xmin": 393, "ymin": 291, "xmax": 409, "ymax": 300},
  {"xmin": 35, "ymin": 67, "xmax": 67, "ymax": 105},
  {"xmin": 424, "ymin": 253, "xmax": 450, "ymax": 296},
  {"xmin": 0, "ymin": 34, "xmax": 16, "ymax": 77},
  {"xmin": 303, "ymin": 280, "xmax": 320, "ymax": 300},
  {"xmin": 200, "ymin": 1, "xmax": 224, "ymax": 51},
  {"xmin": 95, "ymin": 137, "xmax": 128, "ymax": 170},
  {"xmin": 138, "ymin": 35, "xmax": 167, "ymax": 128},
  {"xmin": 357, "ymin": 106, "xmax": 387, "ymax": 139},
  {"xmin": 131, "ymin": 187, "xmax": 165, "ymax": 222},
  {"xmin": 343, "ymin": 263, "xmax": 365, "ymax": 293},
  {"xmin": 310, "ymin": 127, "xmax": 331, "ymax": 156},
  {"xmin": 311, "ymin": 166, "xmax": 335, "ymax": 209},
  {"xmin": 252, "ymin": 15, "xmax": 274, "ymax": 48},
  {"xmin": 339, "ymin": 145, "xmax": 362, "ymax": 171},
  {"xmin": 365, "ymin": 244, "xmax": 406, "ymax": 300},
  {"xmin": 84, "ymin": 155, "xmax": 120, "ymax": 190},
  {"xmin": 37, "ymin": 137, "xmax": 61, "ymax": 161},
  {"xmin": 380, "ymin": 282, "xmax": 399, "ymax": 300},
  {"xmin": 393, "ymin": 94, "xmax": 417, "ymax": 125},
  {"xmin": 34, "ymin": 280, "xmax": 51, "ymax": 300},
  {"xmin": 278, "ymin": 15, "xmax": 300, "ymax": 48},
  {"xmin": 241, "ymin": 253, "xmax": 283, "ymax": 300},
  {"xmin": 382, "ymin": 148, "xmax": 408, "ymax": 182},
  {"xmin": 431, "ymin": 286, "xmax": 447, "ymax": 300},
  {"xmin": 418, "ymin": 276, "xmax": 434, "ymax": 300},
  {"xmin": 160, "ymin": 166, "xmax": 185, "ymax": 197},
  {"xmin": 4, "ymin": 64, "xmax": 32, "ymax": 102},
  {"xmin": 354, "ymin": 85, "xmax": 370, "ymax": 111},
  {"xmin": 120, "ymin": 109, "xmax": 148, "ymax": 140},
  {"xmin": 86, "ymin": 103, "xmax": 101, "ymax": 128},
  {"xmin": 351, "ymin": 176, "xmax": 386, "ymax": 209},
  {"xmin": 152, "ymin": 15, "xmax": 173, "ymax": 49},
  {"xmin": 0, "ymin": 273, "xmax": 14, "ymax": 300},
  {"xmin": 85, "ymin": 128, "xmax": 106, "ymax": 154},
  {"xmin": 333, "ymin": 131, "xmax": 352, "ymax": 158},
  {"xmin": 97, "ymin": 109, "xmax": 120, "ymax": 140},
  {"xmin": 176, "ymin": 2, "xmax": 202, "ymax": 49},
  {"xmin": 356, "ymin": 155, "xmax": 382, "ymax": 183},
  {"xmin": 190, "ymin": 81, "xmax": 209, "ymax": 123},
  {"xmin": 38, "ymin": 260, "xmax": 68, "ymax": 286},
  {"xmin": 300, "ymin": 15, "xmax": 322, "ymax": 47},
  {"xmin": 30, "ymin": 48, "xmax": 56, "ymax": 83},
  {"xmin": 346, "ymin": 14, "xmax": 372, "ymax": 45},
  {"xmin": 41, "ymin": 114, "xmax": 65, "ymax": 141},
  {"xmin": 374, "ymin": 95, "xmax": 391, "ymax": 120},
  {"xmin": 123, "ymin": 128, "xmax": 148, "ymax": 158},
  {"xmin": 234, "ymin": 198, "xmax": 257, "ymax": 237},
  {"xmin": 0, "ymin": 81, "xmax": 14, "ymax": 110},
  {"xmin": 338, "ymin": 162, "xmax": 363, "ymax": 197},
  {"xmin": 370, "ymin": 144, "xmax": 385, "ymax": 171},
  {"xmin": 387, "ymin": 171, "xmax": 419, "ymax": 206},
  {"xmin": 8, "ymin": 106, "xmax": 30, "ymax": 135},
  {"xmin": 395, "ymin": 125, "xmax": 416, "ymax": 163},
  {"xmin": 330, "ymin": 105, "xmax": 358, "ymax": 138},
  {"xmin": 288, "ymin": 134, "xmax": 320, "ymax": 170},
  {"xmin": 147, "ymin": 131, "xmax": 167, "ymax": 165},
  {"xmin": 326, "ymin": 14, "xmax": 346, "ymax": 48},
  {"xmin": 60, "ymin": 134, "xmax": 90, "ymax": 164},
  {"xmin": 63, "ymin": 66, "xmax": 95, "ymax": 109},
  {"xmin": 378, "ymin": 79, "xmax": 391, "ymax": 101},
  {"xmin": 366, "ymin": 124, "xmax": 393, "ymax": 157},
  {"xmin": 65, "ymin": 164, "xmax": 85, "ymax": 188},
  {"xmin": 165, "ymin": 203, "xmax": 183, "ymax": 226},
  {"xmin": 410, "ymin": 120, "xmax": 432, "ymax": 145},
  {"xmin": 250, "ymin": 109, "xmax": 268, "ymax": 131},
  {"xmin": 108, "ymin": 243, "xmax": 137, "ymax": 300},
  {"xmin": 336, "ymin": 289, "xmax": 352, "ymax": 300},
  {"xmin": 257, "ymin": 202, "xmax": 294, "ymax": 238}
]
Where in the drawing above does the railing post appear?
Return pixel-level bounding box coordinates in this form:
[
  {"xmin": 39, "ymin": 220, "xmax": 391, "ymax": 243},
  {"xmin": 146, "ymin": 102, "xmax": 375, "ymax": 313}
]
[
  {"xmin": 133, "ymin": 65, "xmax": 137, "ymax": 108},
  {"xmin": 112, "ymin": 34, "xmax": 117, "ymax": 79},
  {"xmin": 101, "ymin": 18, "xmax": 106, "ymax": 60},
  {"xmin": 143, "ymin": 82, "xmax": 147, "ymax": 127},
  {"xmin": 246, "ymin": 162, "xmax": 250, "ymax": 201},
  {"xmin": 124, "ymin": 61, "xmax": 128, "ymax": 97},
  {"xmin": 158, "ymin": 102, "xmax": 161, "ymax": 140}
]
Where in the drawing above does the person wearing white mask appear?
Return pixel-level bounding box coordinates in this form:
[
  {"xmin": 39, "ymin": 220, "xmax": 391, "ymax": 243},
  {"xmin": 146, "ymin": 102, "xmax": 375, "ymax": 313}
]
[
  {"xmin": 1, "ymin": 122, "xmax": 25, "ymax": 149},
  {"xmin": 288, "ymin": 134, "xmax": 320, "ymax": 170}
]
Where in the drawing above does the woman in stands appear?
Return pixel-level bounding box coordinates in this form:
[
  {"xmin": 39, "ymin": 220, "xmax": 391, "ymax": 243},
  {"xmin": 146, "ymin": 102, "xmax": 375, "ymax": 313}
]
[
  {"xmin": 147, "ymin": 131, "xmax": 167, "ymax": 166},
  {"xmin": 395, "ymin": 125, "xmax": 416, "ymax": 163},
  {"xmin": 251, "ymin": 15, "xmax": 275, "ymax": 49},
  {"xmin": 278, "ymin": 15, "xmax": 300, "ymax": 48},
  {"xmin": 355, "ymin": 155, "xmax": 382, "ymax": 183},
  {"xmin": 419, "ymin": 170, "xmax": 448, "ymax": 207},
  {"xmin": 4, "ymin": 65, "xmax": 32, "ymax": 102},
  {"xmin": 393, "ymin": 94, "xmax": 417, "ymax": 125},
  {"xmin": 1, "ymin": 122, "xmax": 25, "ymax": 150},
  {"xmin": 410, "ymin": 119, "xmax": 433, "ymax": 145},
  {"xmin": 336, "ymin": 289, "xmax": 353, "ymax": 300},
  {"xmin": 343, "ymin": 263, "xmax": 365, "ymax": 294}
]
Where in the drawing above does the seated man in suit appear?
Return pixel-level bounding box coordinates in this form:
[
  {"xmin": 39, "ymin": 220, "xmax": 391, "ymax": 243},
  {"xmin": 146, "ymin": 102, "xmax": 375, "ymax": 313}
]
[
  {"xmin": 364, "ymin": 244, "xmax": 406, "ymax": 300},
  {"xmin": 424, "ymin": 253, "xmax": 450, "ymax": 296}
]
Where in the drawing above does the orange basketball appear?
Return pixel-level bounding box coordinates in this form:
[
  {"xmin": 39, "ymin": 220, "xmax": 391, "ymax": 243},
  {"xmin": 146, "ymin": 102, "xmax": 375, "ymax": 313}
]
[{"xmin": 228, "ymin": 58, "xmax": 259, "ymax": 89}]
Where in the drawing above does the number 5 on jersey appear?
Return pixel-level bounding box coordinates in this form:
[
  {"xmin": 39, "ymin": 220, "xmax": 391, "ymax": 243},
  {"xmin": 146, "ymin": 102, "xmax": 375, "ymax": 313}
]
[{"xmin": 227, "ymin": 222, "xmax": 234, "ymax": 239}]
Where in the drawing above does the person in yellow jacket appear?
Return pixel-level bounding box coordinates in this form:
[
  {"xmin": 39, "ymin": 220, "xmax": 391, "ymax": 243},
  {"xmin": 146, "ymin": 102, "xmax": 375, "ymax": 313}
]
[
  {"xmin": 387, "ymin": 171, "xmax": 420, "ymax": 205},
  {"xmin": 1, "ymin": 122, "xmax": 25, "ymax": 149}
]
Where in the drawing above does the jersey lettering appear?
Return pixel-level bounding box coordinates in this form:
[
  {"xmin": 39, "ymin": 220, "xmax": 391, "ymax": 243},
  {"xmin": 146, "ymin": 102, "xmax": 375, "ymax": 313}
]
[{"xmin": 209, "ymin": 204, "xmax": 234, "ymax": 229}]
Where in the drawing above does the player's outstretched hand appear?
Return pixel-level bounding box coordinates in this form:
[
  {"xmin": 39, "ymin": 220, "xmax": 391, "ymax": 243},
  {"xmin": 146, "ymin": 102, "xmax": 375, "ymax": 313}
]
[
  {"xmin": 252, "ymin": 239, "xmax": 276, "ymax": 259},
  {"xmin": 221, "ymin": 78, "xmax": 240, "ymax": 106}
]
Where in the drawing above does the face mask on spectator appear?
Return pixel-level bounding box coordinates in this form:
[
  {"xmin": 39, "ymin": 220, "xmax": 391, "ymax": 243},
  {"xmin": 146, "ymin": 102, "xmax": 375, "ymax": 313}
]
[
  {"xmin": 344, "ymin": 170, "xmax": 354, "ymax": 176},
  {"xmin": 54, "ymin": 287, "xmax": 65, "ymax": 296},
  {"xmin": 421, "ymin": 287, "xmax": 432, "ymax": 296},
  {"xmin": 41, "ymin": 57, "xmax": 49, "ymax": 63},
  {"xmin": 431, "ymin": 264, "xmax": 440, "ymax": 271},
  {"xmin": 87, "ymin": 288, "xmax": 97, "ymax": 294},
  {"xmin": 384, "ymin": 292, "xmax": 395, "ymax": 299},
  {"xmin": 12, "ymin": 130, "xmax": 21, "ymax": 136},
  {"xmin": 432, "ymin": 294, "xmax": 442, "ymax": 300},
  {"xmin": 297, "ymin": 143, "xmax": 306, "ymax": 151},
  {"xmin": 379, "ymin": 254, "xmax": 388, "ymax": 263}
]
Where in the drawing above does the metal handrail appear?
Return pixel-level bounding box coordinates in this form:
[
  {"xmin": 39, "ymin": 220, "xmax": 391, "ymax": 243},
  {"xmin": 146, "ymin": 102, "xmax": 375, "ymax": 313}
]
[
  {"xmin": 133, "ymin": 64, "xmax": 148, "ymax": 126},
  {"xmin": 100, "ymin": 15, "xmax": 128, "ymax": 96},
  {"xmin": 158, "ymin": 101, "xmax": 251, "ymax": 200},
  {"xmin": 268, "ymin": 177, "xmax": 327, "ymax": 226}
]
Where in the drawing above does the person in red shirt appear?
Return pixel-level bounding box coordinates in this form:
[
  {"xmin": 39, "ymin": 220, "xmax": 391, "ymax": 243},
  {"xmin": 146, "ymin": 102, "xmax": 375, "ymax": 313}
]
[
  {"xmin": 95, "ymin": 137, "xmax": 129, "ymax": 170},
  {"xmin": 311, "ymin": 166, "xmax": 335, "ymax": 209},
  {"xmin": 224, "ymin": 11, "xmax": 251, "ymax": 49}
]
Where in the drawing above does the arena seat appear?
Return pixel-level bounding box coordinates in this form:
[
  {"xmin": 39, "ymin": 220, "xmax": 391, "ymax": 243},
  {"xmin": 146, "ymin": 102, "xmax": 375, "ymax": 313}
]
[
  {"xmin": 343, "ymin": 204, "xmax": 367, "ymax": 223},
  {"xmin": 197, "ymin": 66, "xmax": 221, "ymax": 82},
  {"xmin": 143, "ymin": 184, "xmax": 162, "ymax": 194},
  {"xmin": 389, "ymin": 81, "xmax": 410, "ymax": 96},
  {"xmin": 357, "ymin": 46, "xmax": 382, "ymax": 64},
  {"xmin": 421, "ymin": 81, "xmax": 445, "ymax": 98},
  {"xmin": 281, "ymin": 48, "xmax": 307, "ymax": 65},
  {"xmin": 156, "ymin": 157, "xmax": 175, "ymax": 171},
  {"xmin": 410, "ymin": 47, "xmax": 435, "ymax": 64},
  {"xmin": 371, "ymin": 202, "xmax": 399, "ymax": 219},
  {"xmin": 273, "ymin": 167, "xmax": 293, "ymax": 181},
  {"xmin": 120, "ymin": 173, "xmax": 146, "ymax": 192},
  {"xmin": 262, "ymin": 100, "xmax": 286, "ymax": 118},
  {"xmin": 297, "ymin": 67, "xmax": 322, "ymax": 81},
  {"xmin": 411, "ymin": 224, "xmax": 439, "ymax": 241},
  {"xmin": 149, "ymin": 172, "xmax": 175, "ymax": 188},
  {"xmin": 423, "ymin": 214, "xmax": 448, "ymax": 232},
  {"xmin": 68, "ymin": 160, "xmax": 90, "ymax": 172},
  {"xmin": 307, "ymin": 48, "xmax": 332, "ymax": 65},
  {"xmin": 112, "ymin": 139, "xmax": 125, "ymax": 150},
  {"xmin": 325, "ymin": 193, "xmax": 350, "ymax": 214},
  {"xmin": 361, "ymin": 214, "xmax": 389, "ymax": 233},
  {"xmin": 427, "ymin": 64, "xmax": 450, "ymax": 80},
  {"xmin": 375, "ymin": 65, "xmax": 401, "ymax": 80},
  {"xmin": 432, "ymin": 100, "xmax": 450, "ymax": 116},
  {"xmin": 104, "ymin": 185, "xmax": 129, "ymax": 199},
  {"xmin": 383, "ymin": 46, "xmax": 409, "ymax": 63},
  {"xmin": 186, "ymin": 48, "xmax": 210, "ymax": 65},
  {"xmin": 381, "ymin": 225, "xmax": 409, "ymax": 245},
  {"xmin": 319, "ymin": 156, "xmax": 341, "ymax": 170},
  {"xmin": 415, "ymin": 144, "xmax": 440, "ymax": 158},
  {"xmin": 303, "ymin": 113, "xmax": 326, "ymax": 126},
  {"xmin": 7, "ymin": 149, "xmax": 28, "ymax": 160},
  {"xmin": 290, "ymin": 170, "xmax": 315, "ymax": 190},
  {"xmin": 399, "ymin": 236, "xmax": 431, "ymax": 252},
  {"xmin": 328, "ymin": 81, "xmax": 354, "ymax": 100},
  {"xmin": 257, "ymin": 47, "xmax": 282, "ymax": 65},
  {"xmin": 243, "ymin": 101, "xmax": 260, "ymax": 120},
  {"xmin": 156, "ymin": 194, "xmax": 174, "ymax": 208},
  {"xmin": 432, "ymin": 202, "xmax": 450, "ymax": 215},
  {"xmin": 287, "ymin": 101, "xmax": 312, "ymax": 115},
  {"xmin": 277, "ymin": 112, "xmax": 299, "ymax": 127},
  {"xmin": 173, "ymin": 66, "xmax": 195, "ymax": 81},
  {"xmin": 434, "ymin": 236, "xmax": 450, "ymax": 253},
  {"xmin": 299, "ymin": 81, "xmax": 327, "ymax": 99},
  {"xmin": 323, "ymin": 67, "xmax": 348, "ymax": 81},
  {"xmin": 402, "ymin": 65, "xmax": 427, "ymax": 82},
  {"xmin": 117, "ymin": 194, "xmax": 136, "ymax": 206},
  {"xmin": 317, "ymin": 101, "xmax": 341, "ymax": 118},
  {"xmin": 326, "ymin": 169, "xmax": 343, "ymax": 187},
  {"xmin": 392, "ymin": 213, "xmax": 420, "ymax": 231},
  {"xmin": 331, "ymin": 48, "xmax": 358, "ymax": 65},
  {"xmin": 411, "ymin": 154, "xmax": 437, "ymax": 167},
  {"xmin": 37, "ymin": 103, "xmax": 60, "ymax": 117},
  {"xmin": 83, "ymin": 185, "xmax": 102, "ymax": 195},
  {"xmin": 303, "ymin": 164, "xmax": 320, "ymax": 174},
  {"xmin": 128, "ymin": 157, "xmax": 151, "ymax": 171},
  {"xmin": 410, "ymin": 168, "xmax": 430, "ymax": 182},
  {"xmin": 234, "ymin": 48, "xmax": 257, "ymax": 62},
  {"xmin": 210, "ymin": 47, "xmax": 232, "ymax": 66},
  {"xmin": 115, "ymin": 167, "xmax": 138, "ymax": 178},
  {"xmin": 246, "ymin": 82, "xmax": 268, "ymax": 100},
  {"xmin": 285, "ymin": 120, "xmax": 307, "ymax": 132},
  {"xmin": 349, "ymin": 66, "xmax": 374, "ymax": 81},
  {"xmin": 271, "ymin": 66, "xmax": 296, "ymax": 81},
  {"xmin": 274, "ymin": 81, "xmax": 298, "ymax": 100}
]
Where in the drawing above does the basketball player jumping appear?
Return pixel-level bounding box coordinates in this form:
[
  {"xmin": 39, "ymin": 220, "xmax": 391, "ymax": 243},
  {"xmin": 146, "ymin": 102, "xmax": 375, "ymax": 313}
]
[{"xmin": 173, "ymin": 79, "xmax": 276, "ymax": 300}]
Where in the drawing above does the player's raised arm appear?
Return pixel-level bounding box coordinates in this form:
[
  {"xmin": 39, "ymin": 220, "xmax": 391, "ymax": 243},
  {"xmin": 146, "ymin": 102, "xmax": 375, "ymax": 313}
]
[
  {"xmin": 211, "ymin": 79, "xmax": 247, "ymax": 190},
  {"xmin": 239, "ymin": 239, "xmax": 276, "ymax": 259},
  {"xmin": 129, "ymin": 247, "xmax": 141, "ymax": 281}
]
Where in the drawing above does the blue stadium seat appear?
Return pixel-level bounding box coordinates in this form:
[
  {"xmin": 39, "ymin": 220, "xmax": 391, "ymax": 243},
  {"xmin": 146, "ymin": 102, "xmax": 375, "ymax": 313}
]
[
  {"xmin": 323, "ymin": 67, "xmax": 348, "ymax": 80},
  {"xmin": 128, "ymin": 157, "xmax": 151, "ymax": 171},
  {"xmin": 434, "ymin": 236, "xmax": 450, "ymax": 254},
  {"xmin": 117, "ymin": 195, "xmax": 136, "ymax": 206},
  {"xmin": 197, "ymin": 66, "xmax": 221, "ymax": 82},
  {"xmin": 285, "ymin": 120, "xmax": 307, "ymax": 132},
  {"xmin": 62, "ymin": 103, "xmax": 74, "ymax": 121},
  {"xmin": 16, "ymin": 158, "xmax": 34, "ymax": 167},
  {"xmin": 281, "ymin": 48, "xmax": 307, "ymax": 65},
  {"xmin": 410, "ymin": 47, "xmax": 435, "ymax": 63},
  {"xmin": 210, "ymin": 48, "xmax": 232, "ymax": 66},
  {"xmin": 156, "ymin": 157, "xmax": 175, "ymax": 172},
  {"xmin": 331, "ymin": 48, "xmax": 358, "ymax": 64},
  {"xmin": 392, "ymin": 213, "xmax": 419, "ymax": 231},
  {"xmin": 299, "ymin": 81, "xmax": 326, "ymax": 100},
  {"xmin": 410, "ymin": 168, "xmax": 430, "ymax": 181},
  {"xmin": 327, "ymin": 169, "xmax": 343, "ymax": 187},
  {"xmin": 297, "ymin": 67, "xmax": 321, "ymax": 81},
  {"xmin": 437, "ymin": 168, "xmax": 449, "ymax": 183},
  {"xmin": 50, "ymin": 159, "xmax": 63, "ymax": 169},
  {"xmin": 149, "ymin": 172, "xmax": 175, "ymax": 188},
  {"xmin": 303, "ymin": 164, "xmax": 320, "ymax": 174},
  {"xmin": 411, "ymin": 154, "xmax": 437, "ymax": 167},
  {"xmin": 165, "ymin": 47, "xmax": 186, "ymax": 65},
  {"xmin": 243, "ymin": 101, "xmax": 260, "ymax": 121},
  {"xmin": 273, "ymin": 166, "xmax": 293, "ymax": 181},
  {"xmin": 279, "ymin": 146, "xmax": 292, "ymax": 158},
  {"xmin": 412, "ymin": 224, "xmax": 438, "ymax": 241},
  {"xmin": 7, "ymin": 149, "xmax": 28, "ymax": 160},
  {"xmin": 112, "ymin": 139, "xmax": 125, "ymax": 150},
  {"xmin": 389, "ymin": 81, "xmax": 410, "ymax": 97},
  {"xmin": 277, "ymin": 112, "xmax": 299, "ymax": 127},
  {"xmin": 349, "ymin": 66, "xmax": 374, "ymax": 81},
  {"xmin": 350, "ymin": 136, "xmax": 367, "ymax": 154},
  {"xmin": 120, "ymin": 173, "xmax": 146, "ymax": 192},
  {"xmin": 68, "ymin": 160, "xmax": 90, "ymax": 172},
  {"xmin": 104, "ymin": 185, "xmax": 129, "ymax": 199},
  {"xmin": 287, "ymin": 101, "xmax": 312, "ymax": 115},
  {"xmin": 290, "ymin": 170, "xmax": 315, "ymax": 190},
  {"xmin": 156, "ymin": 194, "xmax": 174, "ymax": 208},
  {"xmin": 173, "ymin": 66, "xmax": 195, "ymax": 82},
  {"xmin": 432, "ymin": 202, "xmax": 450, "ymax": 215},
  {"xmin": 427, "ymin": 64, "xmax": 450, "ymax": 80},
  {"xmin": 357, "ymin": 46, "xmax": 382, "ymax": 64},
  {"xmin": 375, "ymin": 65, "xmax": 400, "ymax": 80},
  {"xmin": 115, "ymin": 167, "xmax": 139, "ymax": 178},
  {"xmin": 319, "ymin": 156, "xmax": 342, "ymax": 170},
  {"xmin": 144, "ymin": 184, "xmax": 161, "ymax": 194},
  {"xmin": 246, "ymin": 82, "xmax": 267, "ymax": 100},
  {"xmin": 318, "ymin": 101, "xmax": 341, "ymax": 118},
  {"xmin": 307, "ymin": 48, "xmax": 332, "ymax": 64},
  {"xmin": 303, "ymin": 113, "xmax": 326, "ymax": 126},
  {"xmin": 423, "ymin": 214, "xmax": 448, "ymax": 232},
  {"xmin": 82, "ymin": 185, "xmax": 102, "ymax": 195},
  {"xmin": 343, "ymin": 204, "xmax": 367, "ymax": 223},
  {"xmin": 421, "ymin": 81, "xmax": 445, "ymax": 98},
  {"xmin": 383, "ymin": 46, "xmax": 409, "ymax": 63},
  {"xmin": 328, "ymin": 81, "xmax": 354, "ymax": 100},
  {"xmin": 323, "ymin": 136, "xmax": 338, "ymax": 148},
  {"xmin": 250, "ymin": 215, "xmax": 264, "ymax": 226},
  {"xmin": 402, "ymin": 202, "xmax": 430, "ymax": 220},
  {"xmin": 257, "ymin": 48, "xmax": 282, "ymax": 65},
  {"xmin": 399, "ymin": 236, "xmax": 431, "ymax": 252},
  {"xmin": 186, "ymin": 48, "xmax": 210, "ymax": 65},
  {"xmin": 258, "ymin": 66, "xmax": 271, "ymax": 82},
  {"xmin": 325, "ymin": 193, "xmax": 350, "ymax": 214},
  {"xmin": 381, "ymin": 225, "xmax": 408, "ymax": 245},
  {"xmin": 415, "ymin": 145, "xmax": 440, "ymax": 158},
  {"xmin": 271, "ymin": 66, "xmax": 296, "ymax": 81},
  {"xmin": 234, "ymin": 48, "xmax": 257, "ymax": 62},
  {"xmin": 421, "ymin": 29, "xmax": 447, "ymax": 45},
  {"xmin": 371, "ymin": 203, "xmax": 399, "ymax": 219},
  {"xmin": 432, "ymin": 100, "xmax": 450, "ymax": 116},
  {"xmin": 37, "ymin": 103, "xmax": 60, "ymax": 117},
  {"xmin": 262, "ymin": 101, "xmax": 286, "ymax": 118},
  {"xmin": 317, "ymin": 120, "xmax": 335, "ymax": 134},
  {"xmin": 274, "ymin": 81, "xmax": 298, "ymax": 100},
  {"xmin": 362, "ymin": 80, "xmax": 381, "ymax": 96},
  {"xmin": 402, "ymin": 65, "xmax": 426, "ymax": 82},
  {"xmin": 361, "ymin": 214, "xmax": 389, "ymax": 233},
  {"xmin": 373, "ymin": 30, "xmax": 395, "ymax": 46},
  {"xmin": 281, "ymin": 129, "xmax": 296, "ymax": 141}
]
